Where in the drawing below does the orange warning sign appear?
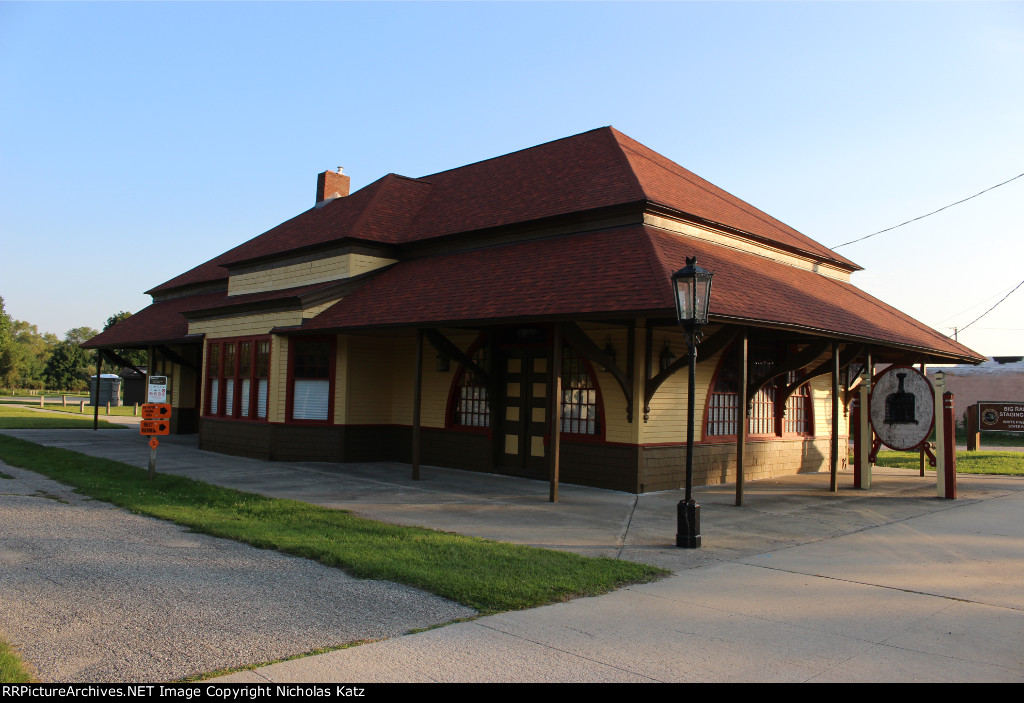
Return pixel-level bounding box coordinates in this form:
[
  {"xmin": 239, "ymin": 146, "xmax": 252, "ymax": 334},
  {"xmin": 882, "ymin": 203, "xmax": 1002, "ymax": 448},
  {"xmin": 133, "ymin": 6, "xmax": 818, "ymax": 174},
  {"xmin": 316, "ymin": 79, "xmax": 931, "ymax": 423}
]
[
  {"xmin": 140, "ymin": 420, "xmax": 170, "ymax": 436},
  {"xmin": 141, "ymin": 403, "xmax": 172, "ymax": 419},
  {"xmin": 148, "ymin": 437, "xmax": 160, "ymax": 449}
]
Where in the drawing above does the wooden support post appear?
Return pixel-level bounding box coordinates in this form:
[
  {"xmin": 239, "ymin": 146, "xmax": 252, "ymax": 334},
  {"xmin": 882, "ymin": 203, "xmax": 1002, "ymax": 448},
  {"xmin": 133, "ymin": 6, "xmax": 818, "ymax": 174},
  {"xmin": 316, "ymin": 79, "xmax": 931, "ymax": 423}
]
[
  {"xmin": 62, "ymin": 395, "xmax": 67, "ymax": 407},
  {"xmin": 852, "ymin": 395, "xmax": 862, "ymax": 487},
  {"xmin": 943, "ymin": 391, "xmax": 957, "ymax": 499},
  {"xmin": 857, "ymin": 370, "xmax": 872, "ymax": 489},
  {"xmin": 549, "ymin": 325, "xmax": 563, "ymax": 503},
  {"xmin": 93, "ymin": 351, "xmax": 101, "ymax": 431},
  {"xmin": 106, "ymin": 402, "xmax": 110, "ymax": 415},
  {"xmin": 934, "ymin": 372, "xmax": 946, "ymax": 498},
  {"xmin": 830, "ymin": 340, "xmax": 839, "ymax": 492},
  {"xmin": 40, "ymin": 396, "xmax": 44, "ymax": 407},
  {"xmin": 80, "ymin": 400, "xmax": 85, "ymax": 413},
  {"xmin": 919, "ymin": 362, "xmax": 927, "ymax": 476},
  {"xmin": 134, "ymin": 402, "xmax": 139, "ymax": 416},
  {"xmin": 735, "ymin": 328, "xmax": 748, "ymax": 507},
  {"xmin": 412, "ymin": 329, "xmax": 423, "ymax": 481},
  {"xmin": 966, "ymin": 404, "xmax": 979, "ymax": 451}
]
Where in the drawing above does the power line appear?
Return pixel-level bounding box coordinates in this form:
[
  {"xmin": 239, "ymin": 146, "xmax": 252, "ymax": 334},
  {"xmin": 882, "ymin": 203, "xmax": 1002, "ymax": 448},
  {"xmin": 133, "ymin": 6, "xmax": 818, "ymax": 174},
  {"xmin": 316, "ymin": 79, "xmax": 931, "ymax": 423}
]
[
  {"xmin": 957, "ymin": 279, "xmax": 1024, "ymax": 335},
  {"xmin": 832, "ymin": 171, "xmax": 1024, "ymax": 249},
  {"xmin": 936, "ymin": 285, "xmax": 1018, "ymax": 324}
]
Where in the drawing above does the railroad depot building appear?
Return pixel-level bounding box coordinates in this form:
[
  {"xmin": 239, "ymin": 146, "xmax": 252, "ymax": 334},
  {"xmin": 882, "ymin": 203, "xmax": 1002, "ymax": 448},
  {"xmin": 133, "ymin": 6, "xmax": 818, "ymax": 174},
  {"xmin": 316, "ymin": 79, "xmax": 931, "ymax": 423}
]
[{"xmin": 84, "ymin": 127, "xmax": 983, "ymax": 493}]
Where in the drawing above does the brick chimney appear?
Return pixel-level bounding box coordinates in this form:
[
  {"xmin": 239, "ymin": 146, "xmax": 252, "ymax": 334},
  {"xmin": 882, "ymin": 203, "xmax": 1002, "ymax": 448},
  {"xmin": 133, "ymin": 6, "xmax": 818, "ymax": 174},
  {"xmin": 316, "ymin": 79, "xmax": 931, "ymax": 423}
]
[{"xmin": 316, "ymin": 168, "xmax": 350, "ymax": 205}]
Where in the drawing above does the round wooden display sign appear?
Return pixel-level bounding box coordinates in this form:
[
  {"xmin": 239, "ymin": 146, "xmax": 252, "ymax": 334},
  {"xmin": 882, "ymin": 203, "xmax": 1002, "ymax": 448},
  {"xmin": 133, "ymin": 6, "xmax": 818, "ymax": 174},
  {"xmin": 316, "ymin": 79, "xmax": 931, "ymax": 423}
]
[{"xmin": 869, "ymin": 366, "xmax": 935, "ymax": 451}]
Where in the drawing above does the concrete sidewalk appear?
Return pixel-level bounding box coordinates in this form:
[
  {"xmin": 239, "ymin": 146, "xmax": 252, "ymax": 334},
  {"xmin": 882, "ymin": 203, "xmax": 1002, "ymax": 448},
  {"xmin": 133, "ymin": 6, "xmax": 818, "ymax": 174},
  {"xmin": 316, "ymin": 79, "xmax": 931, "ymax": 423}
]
[{"xmin": 2, "ymin": 428, "xmax": 1022, "ymax": 682}]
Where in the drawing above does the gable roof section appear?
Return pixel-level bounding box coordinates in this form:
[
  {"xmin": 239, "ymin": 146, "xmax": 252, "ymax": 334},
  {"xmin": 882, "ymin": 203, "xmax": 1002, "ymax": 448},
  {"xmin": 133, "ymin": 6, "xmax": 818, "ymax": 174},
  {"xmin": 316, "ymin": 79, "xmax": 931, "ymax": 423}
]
[
  {"xmin": 150, "ymin": 127, "xmax": 856, "ymax": 297},
  {"xmin": 86, "ymin": 279, "xmax": 356, "ymax": 349},
  {"xmin": 146, "ymin": 175, "xmax": 429, "ymax": 295},
  {"xmin": 611, "ymin": 130, "xmax": 859, "ymax": 269},
  {"xmin": 82, "ymin": 291, "xmax": 228, "ymax": 348},
  {"xmin": 296, "ymin": 225, "xmax": 981, "ymax": 362}
]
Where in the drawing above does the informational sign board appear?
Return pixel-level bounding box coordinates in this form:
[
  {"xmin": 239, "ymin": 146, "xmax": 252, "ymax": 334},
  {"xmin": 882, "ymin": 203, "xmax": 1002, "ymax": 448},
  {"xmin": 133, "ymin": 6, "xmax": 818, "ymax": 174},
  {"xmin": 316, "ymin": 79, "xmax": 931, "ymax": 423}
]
[
  {"xmin": 139, "ymin": 420, "xmax": 171, "ymax": 436},
  {"xmin": 141, "ymin": 403, "xmax": 172, "ymax": 420},
  {"xmin": 147, "ymin": 376, "xmax": 168, "ymax": 403},
  {"xmin": 869, "ymin": 366, "xmax": 935, "ymax": 451},
  {"xmin": 978, "ymin": 402, "xmax": 1024, "ymax": 432}
]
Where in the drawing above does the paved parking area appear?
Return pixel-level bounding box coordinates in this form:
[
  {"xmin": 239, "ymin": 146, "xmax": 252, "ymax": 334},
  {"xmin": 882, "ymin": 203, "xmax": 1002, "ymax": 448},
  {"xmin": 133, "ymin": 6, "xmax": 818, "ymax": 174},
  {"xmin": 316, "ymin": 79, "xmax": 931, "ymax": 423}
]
[{"xmin": 2, "ymin": 428, "xmax": 1022, "ymax": 682}]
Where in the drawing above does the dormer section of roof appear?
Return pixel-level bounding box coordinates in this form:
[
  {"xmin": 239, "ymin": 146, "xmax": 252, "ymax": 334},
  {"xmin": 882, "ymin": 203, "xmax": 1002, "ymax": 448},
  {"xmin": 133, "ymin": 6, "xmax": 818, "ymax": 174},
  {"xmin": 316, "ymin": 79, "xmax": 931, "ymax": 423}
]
[{"xmin": 226, "ymin": 244, "xmax": 397, "ymax": 297}]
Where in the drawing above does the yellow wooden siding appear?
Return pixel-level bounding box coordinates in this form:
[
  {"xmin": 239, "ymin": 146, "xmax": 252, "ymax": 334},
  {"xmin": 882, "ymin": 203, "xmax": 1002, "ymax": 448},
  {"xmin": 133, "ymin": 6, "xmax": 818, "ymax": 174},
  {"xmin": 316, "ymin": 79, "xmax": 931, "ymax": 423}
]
[
  {"xmin": 346, "ymin": 336, "xmax": 396, "ymax": 424},
  {"xmin": 389, "ymin": 337, "xmax": 415, "ymax": 426},
  {"xmin": 644, "ymin": 213, "xmax": 852, "ymax": 282},
  {"xmin": 810, "ymin": 375, "xmax": 848, "ymax": 439},
  {"xmin": 576, "ymin": 324, "xmax": 633, "ymax": 444},
  {"xmin": 268, "ymin": 335, "xmax": 288, "ymax": 423},
  {"xmin": 188, "ymin": 311, "xmax": 303, "ymax": 339},
  {"xmin": 227, "ymin": 253, "xmax": 396, "ymax": 296},
  {"xmin": 643, "ymin": 327, "xmax": 722, "ymax": 444},
  {"xmin": 332, "ymin": 336, "xmax": 348, "ymax": 424},
  {"xmin": 302, "ymin": 299, "xmax": 341, "ymax": 319}
]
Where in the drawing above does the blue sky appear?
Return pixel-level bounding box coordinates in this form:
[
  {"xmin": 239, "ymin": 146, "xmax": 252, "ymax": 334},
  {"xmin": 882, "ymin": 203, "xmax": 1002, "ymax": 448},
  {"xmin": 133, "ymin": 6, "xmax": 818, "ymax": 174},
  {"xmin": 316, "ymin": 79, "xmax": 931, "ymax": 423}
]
[{"xmin": 1, "ymin": 1, "xmax": 1021, "ymax": 356}]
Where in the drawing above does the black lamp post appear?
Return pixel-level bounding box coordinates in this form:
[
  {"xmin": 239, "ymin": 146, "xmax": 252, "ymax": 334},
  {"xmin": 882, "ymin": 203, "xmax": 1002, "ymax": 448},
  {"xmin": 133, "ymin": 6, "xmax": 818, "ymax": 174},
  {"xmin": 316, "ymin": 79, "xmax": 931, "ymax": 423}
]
[{"xmin": 671, "ymin": 256, "xmax": 714, "ymax": 548}]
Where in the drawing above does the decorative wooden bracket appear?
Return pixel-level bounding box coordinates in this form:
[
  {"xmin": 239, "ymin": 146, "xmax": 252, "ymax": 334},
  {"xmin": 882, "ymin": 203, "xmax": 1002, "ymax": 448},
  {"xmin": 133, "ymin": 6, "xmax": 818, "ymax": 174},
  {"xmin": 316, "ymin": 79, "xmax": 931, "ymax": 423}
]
[
  {"xmin": 422, "ymin": 329, "xmax": 491, "ymax": 385},
  {"xmin": 778, "ymin": 343, "xmax": 866, "ymax": 409},
  {"xmin": 98, "ymin": 349, "xmax": 147, "ymax": 379},
  {"xmin": 560, "ymin": 323, "xmax": 633, "ymax": 422},
  {"xmin": 748, "ymin": 339, "xmax": 830, "ymax": 416},
  {"xmin": 156, "ymin": 344, "xmax": 198, "ymax": 372},
  {"xmin": 643, "ymin": 327, "xmax": 736, "ymax": 422}
]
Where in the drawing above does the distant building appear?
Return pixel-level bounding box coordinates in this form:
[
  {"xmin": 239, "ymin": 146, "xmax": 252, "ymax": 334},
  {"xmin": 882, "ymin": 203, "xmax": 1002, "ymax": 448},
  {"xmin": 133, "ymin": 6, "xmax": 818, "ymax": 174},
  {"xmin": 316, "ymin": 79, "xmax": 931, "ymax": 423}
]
[
  {"xmin": 84, "ymin": 127, "xmax": 983, "ymax": 492},
  {"xmin": 928, "ymin": 357, "xmax": 1024, "ymax": 424}
]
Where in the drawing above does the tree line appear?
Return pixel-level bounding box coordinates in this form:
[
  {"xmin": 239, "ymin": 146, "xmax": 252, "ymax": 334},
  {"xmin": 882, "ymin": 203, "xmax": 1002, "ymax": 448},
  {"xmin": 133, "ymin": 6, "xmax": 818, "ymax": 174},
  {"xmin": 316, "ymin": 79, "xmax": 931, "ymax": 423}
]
[{"xmin": 0, "ymin": 296, "xmax": 145, "ymax": 392}]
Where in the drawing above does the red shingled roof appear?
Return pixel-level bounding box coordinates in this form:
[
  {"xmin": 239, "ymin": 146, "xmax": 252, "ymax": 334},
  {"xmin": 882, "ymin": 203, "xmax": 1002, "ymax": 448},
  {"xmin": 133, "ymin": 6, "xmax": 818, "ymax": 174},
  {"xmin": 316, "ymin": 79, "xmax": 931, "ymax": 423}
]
[
  {"xmin": 297, "ymin": 226, "xmax": 981, "ymax": 362},
  {"xmin": 85, "ymin": 282, "xmax": 341, "ymax": 348},
  {"xmin": 82, "ymin": 292, "xmax": 228, "ymax": 348},
  {"xmin": 149, "ymin": 127, "xmax": 856, "ymax": 296}
]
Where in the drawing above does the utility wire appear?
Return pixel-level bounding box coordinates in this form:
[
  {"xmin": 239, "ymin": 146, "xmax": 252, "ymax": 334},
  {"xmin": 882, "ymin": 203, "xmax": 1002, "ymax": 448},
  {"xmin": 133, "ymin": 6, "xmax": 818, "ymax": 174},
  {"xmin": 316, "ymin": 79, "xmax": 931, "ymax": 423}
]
[
  {"xmin": 832, "ymin": 171, "xmax": 1024, "ymax": 249},
  {"xmin": 936, "ymin": 285, "xmax": 1018, "ymax": 324},
  {"xmin": 957, "ymin": 279, "xmax": 1024, "ymax": 335}
]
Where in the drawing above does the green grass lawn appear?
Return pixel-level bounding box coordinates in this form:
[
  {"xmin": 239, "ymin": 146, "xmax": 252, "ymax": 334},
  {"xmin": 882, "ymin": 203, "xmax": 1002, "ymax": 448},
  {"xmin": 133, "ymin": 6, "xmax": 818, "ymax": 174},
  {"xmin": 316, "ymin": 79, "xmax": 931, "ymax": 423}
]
[
  {"xmin": 0, "ymin": 435, "xmax": 666, "ymax": 615},
  {"xmin": 0, "ymin": 639, "xmax": 34, "ymax": 683},
  {"xmin": 0, "ymin": 406, "xmax": 125, "ymax": 429},
  {"xmin": 873, "ymin": 449, "xmax": 1024, "ymax": 476}
]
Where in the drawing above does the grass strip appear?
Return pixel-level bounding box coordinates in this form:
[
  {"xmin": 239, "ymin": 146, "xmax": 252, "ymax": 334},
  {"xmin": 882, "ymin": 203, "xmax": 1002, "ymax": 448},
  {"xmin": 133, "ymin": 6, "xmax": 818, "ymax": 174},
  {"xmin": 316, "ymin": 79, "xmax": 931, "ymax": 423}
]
[
  {"xmin": 873, "ymin": 449, "xmax": 1024, "ymax": 476},
  {"xmin": 0, "ymin": 406, "xmax": 125, "ymax": 429},
  {"xmin": 0, "ymin": 639, "xmax": 34, "ymax": 683},
  {"xmin": 0, "ymin": 435, "xmax": 666, "ymax": 614}
]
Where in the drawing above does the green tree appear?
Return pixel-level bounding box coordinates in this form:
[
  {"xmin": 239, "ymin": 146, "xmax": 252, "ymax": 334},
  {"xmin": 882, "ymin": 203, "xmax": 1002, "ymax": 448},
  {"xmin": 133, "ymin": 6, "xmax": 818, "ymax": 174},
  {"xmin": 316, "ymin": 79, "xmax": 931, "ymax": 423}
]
[
  {"xmin": 9, "ymin": 320, "xmax": 57, "ymax": 388},
  {"xmin": 103, "ymin": 311, "xmax": 147, "ymax": 368},
  {"xmin": 0, "ymin": 296, "xmax": 15, "ymax": 385},
  {"xmin": 44, "ymin": 327, "xmax": 98, "ymax": 391}
]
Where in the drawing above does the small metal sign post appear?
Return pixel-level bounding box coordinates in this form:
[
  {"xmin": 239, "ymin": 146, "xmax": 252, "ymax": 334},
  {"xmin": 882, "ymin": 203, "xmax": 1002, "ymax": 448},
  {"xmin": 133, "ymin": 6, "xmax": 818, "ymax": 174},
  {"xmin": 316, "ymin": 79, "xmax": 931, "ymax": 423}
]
[{"xmin": 139, "ymin": 404, "xmax": 171, "ymax": 481}]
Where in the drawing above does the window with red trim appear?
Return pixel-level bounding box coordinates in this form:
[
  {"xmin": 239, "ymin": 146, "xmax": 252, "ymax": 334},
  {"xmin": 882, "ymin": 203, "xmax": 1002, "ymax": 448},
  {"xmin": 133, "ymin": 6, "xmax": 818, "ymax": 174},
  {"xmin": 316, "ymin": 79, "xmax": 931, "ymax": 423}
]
[
  {"xmin": 289, "ymin": 338, "xmax": 333, "ymax": 422},
  {"xmin": 204, "ymin": 337, "xmax": 270, "ymax": 420},
  {"xmin": 561, "ymin": 345, "xmax": 601, "ymax": 436},
  {"xmin": 453, "ymin": 345, "xmax": 490, "ymax": 428},
  {"xmin": 705, "ymin": 341, "xmax": 812, "ymax": 439}
]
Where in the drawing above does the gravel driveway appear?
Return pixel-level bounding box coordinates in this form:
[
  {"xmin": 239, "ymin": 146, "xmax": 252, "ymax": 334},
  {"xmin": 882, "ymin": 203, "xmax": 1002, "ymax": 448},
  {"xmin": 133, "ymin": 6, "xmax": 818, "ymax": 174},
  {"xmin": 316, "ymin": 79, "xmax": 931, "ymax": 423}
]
[{"xmin": 0, "ymin": 461, "xmax": 475, "ymax": 683}]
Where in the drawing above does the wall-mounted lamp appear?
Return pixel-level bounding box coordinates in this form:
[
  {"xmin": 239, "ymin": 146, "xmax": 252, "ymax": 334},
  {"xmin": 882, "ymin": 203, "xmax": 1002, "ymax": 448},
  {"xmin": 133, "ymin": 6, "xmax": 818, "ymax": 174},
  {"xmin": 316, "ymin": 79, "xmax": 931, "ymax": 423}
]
[
  {"xmin": 435, "ymin": 353, "xmax": 450, "ymax": 373},
  {"xmin": 600, "ymin": 335, "xmax": 616, "ymax": 371},
  {"xmin": 660, "ymin": 339, "xmax": 676, "ymax": 372}
]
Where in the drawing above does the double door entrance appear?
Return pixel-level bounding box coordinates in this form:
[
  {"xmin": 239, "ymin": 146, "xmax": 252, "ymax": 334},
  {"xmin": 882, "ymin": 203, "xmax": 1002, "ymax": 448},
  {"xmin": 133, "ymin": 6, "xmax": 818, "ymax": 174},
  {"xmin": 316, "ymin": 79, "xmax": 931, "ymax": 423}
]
[{"xmin": 495, "ymin": 345, "xmax": 551, "ymax": 478}]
